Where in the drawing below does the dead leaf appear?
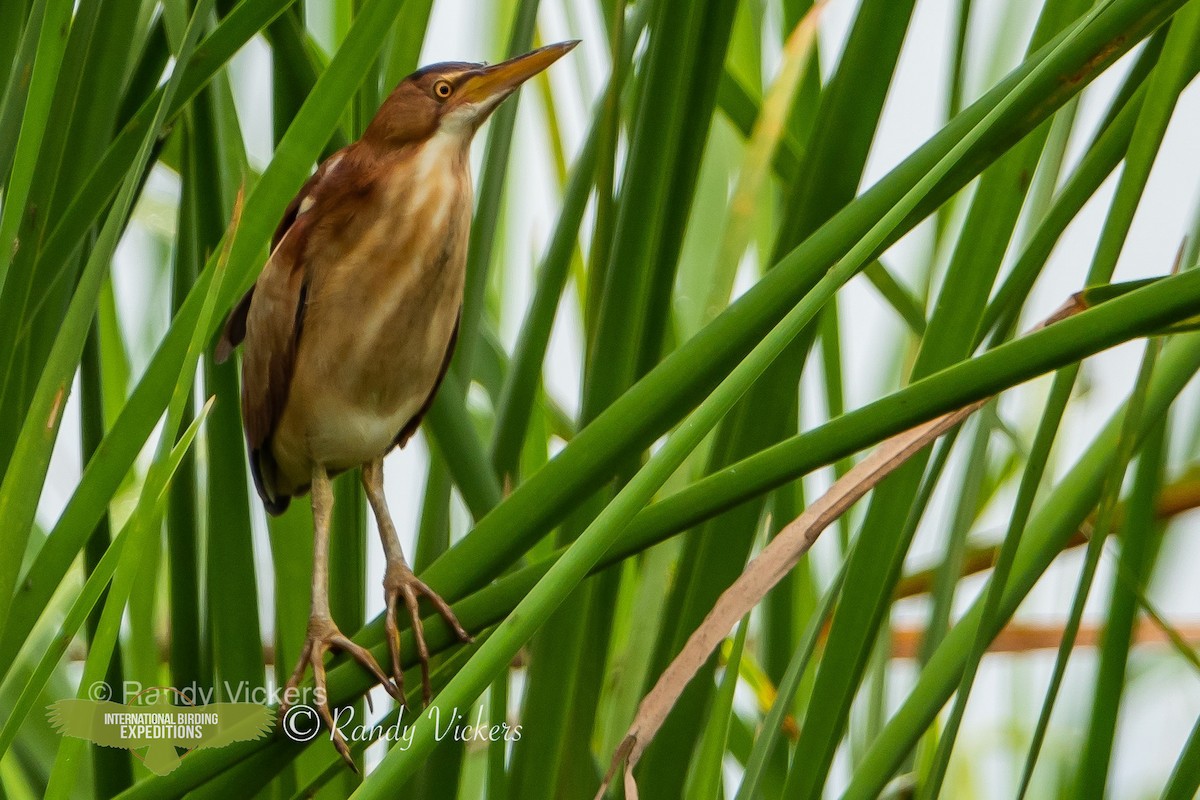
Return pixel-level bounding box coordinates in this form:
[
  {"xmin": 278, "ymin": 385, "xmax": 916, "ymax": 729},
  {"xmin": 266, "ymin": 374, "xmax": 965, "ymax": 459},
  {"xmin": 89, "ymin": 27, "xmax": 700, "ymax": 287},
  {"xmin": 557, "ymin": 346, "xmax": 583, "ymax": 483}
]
[{"xmin": 595, "ymin": 298, "xmax": 1088, "ymax": 798}]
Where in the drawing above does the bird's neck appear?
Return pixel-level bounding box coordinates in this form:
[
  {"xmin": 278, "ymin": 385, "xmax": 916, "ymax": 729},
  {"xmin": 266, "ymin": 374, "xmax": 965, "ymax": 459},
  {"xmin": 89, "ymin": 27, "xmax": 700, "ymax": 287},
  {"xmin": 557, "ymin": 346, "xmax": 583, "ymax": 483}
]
[
  {"xmin": 404, "ymin": 129, "xmax": 472, "ymax": 186},
  {"xmin": 363, "ymin": 103, "xmax": 475, "ymax": 155}
]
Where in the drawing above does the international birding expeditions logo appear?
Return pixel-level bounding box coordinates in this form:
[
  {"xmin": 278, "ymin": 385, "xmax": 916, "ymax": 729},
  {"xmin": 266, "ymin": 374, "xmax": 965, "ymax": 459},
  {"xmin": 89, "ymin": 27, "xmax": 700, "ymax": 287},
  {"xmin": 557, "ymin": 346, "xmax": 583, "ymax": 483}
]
[{"xmin": 47, "ymin": 684, "xmax": 273, "ymax": 775}]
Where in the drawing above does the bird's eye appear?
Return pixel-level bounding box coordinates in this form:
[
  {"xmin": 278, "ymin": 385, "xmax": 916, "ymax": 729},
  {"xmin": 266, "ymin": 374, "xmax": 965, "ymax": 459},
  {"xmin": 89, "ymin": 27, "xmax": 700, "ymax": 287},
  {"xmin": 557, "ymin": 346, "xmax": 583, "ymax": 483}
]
[{"xmin": 433, "ymin": 80, "xmax": 453, "ymax": 100}]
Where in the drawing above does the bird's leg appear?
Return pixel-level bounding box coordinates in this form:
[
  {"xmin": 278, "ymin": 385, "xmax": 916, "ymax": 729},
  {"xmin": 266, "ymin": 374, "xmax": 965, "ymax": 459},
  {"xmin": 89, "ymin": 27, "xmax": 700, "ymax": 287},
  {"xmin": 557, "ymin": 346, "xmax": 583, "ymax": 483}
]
[
  {"xmin": 362, "ymin": 458, "xmax": 472, "ymax": 707},
  {"xmin": 280, "ymin": 464, "xmax": 401, "ymax": 770}
]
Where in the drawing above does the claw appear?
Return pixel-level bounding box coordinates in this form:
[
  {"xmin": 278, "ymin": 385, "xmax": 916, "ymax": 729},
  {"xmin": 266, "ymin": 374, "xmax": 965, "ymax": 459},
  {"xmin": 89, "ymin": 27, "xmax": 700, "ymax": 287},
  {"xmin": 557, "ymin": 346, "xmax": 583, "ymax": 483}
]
[
  {"xmin": 383, "ymin": 564, "xmax": 473, "ymax": 707},
  {"xmin": 282, "ymin": 615, "xmax": 403, "ymax": 770},
  {"xmin": 363, "ymin": 458, "xmax": 472, "ymax": 709}
]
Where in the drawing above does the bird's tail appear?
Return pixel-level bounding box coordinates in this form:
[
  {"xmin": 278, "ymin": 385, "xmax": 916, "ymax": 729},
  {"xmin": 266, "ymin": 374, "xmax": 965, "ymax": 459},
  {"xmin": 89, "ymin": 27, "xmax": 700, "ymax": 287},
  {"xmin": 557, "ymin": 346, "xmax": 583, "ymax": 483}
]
[{"xmin": 250, "ymin": 448, "xmax": 290, "ymax": 516}]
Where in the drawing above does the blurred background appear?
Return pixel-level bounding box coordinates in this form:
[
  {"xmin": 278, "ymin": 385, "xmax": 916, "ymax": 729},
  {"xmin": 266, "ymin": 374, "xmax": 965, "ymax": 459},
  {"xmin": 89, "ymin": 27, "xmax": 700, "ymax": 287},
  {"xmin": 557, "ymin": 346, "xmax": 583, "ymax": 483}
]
[{"xmin": 5, "ymin": 0, "xmax": 1200, "ymax": 797}]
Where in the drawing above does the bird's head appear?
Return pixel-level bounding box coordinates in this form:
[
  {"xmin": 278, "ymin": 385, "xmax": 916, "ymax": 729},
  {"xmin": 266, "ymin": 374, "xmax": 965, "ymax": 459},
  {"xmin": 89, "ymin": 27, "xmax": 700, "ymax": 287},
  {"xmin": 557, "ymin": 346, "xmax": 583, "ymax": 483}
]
[{"xmin": 364, "ymin": 40, "xmax": 579, "ymax": 147}]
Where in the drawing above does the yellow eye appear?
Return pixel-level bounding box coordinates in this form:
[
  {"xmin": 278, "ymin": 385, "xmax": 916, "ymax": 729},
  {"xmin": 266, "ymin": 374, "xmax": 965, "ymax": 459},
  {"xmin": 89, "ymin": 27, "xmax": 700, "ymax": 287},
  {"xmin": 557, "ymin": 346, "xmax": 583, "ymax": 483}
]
[{"xmin": 433, "ymin": 80, "xmax": 453, "ymax": 99}]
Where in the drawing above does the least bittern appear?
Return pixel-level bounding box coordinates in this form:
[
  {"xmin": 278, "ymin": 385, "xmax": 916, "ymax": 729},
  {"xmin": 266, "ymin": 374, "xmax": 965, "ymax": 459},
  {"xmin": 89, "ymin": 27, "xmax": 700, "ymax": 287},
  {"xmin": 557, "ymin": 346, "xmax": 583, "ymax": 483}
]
[{"xmin": 216, "ymin": 41, "xmax": 578, "ymax": 765}]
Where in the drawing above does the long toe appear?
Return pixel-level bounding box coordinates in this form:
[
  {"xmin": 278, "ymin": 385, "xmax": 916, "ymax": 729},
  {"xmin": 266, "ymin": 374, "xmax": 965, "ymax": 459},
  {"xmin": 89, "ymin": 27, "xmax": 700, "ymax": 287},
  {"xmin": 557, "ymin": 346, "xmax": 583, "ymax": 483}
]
[
  {"xmin": 413, "ymin": 576, "xmax": 473, "ymax": 643},
  {"xmin": 310, "ymin": 654, "xmax": 357, "ymax": 772},
  {"xmin": 398, "ymin": 582, "xmax": 434, "ymax": 707},
  {"xmin": 281, "ymin": 637, "xmax": 355, "ymax": 771},
  {"xmin": 384, "ymin": 566, "xmax": 474, "ymax": 707},
  {"xmin": 282, "ymin": 617, "xmax": 402, "ymax": 771},
  {"xmin": 280, "ymin": 638, "xmax": 315, "ymax": 720},
  {"xmin": 384, "ymin": 597, "xmax": 409, "ymax": 707},
  {"xmin": 330, "ymin": 632, "xmax": 404, "ymax": 705}
]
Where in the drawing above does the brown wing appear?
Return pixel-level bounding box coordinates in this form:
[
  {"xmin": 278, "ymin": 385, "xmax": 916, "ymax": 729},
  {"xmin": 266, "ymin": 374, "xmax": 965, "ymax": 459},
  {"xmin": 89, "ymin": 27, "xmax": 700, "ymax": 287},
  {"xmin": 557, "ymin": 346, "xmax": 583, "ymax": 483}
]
[
  {"xmin": 225, "ymin": 149, "xmax": 352, "ymax": 512},
  {"xmin": 240, "ymin": 228, "xmax": 309, "ymax": 514},
  {"xmin": 215, "ymin": 163, "xmax": 333, "ymax": 363}
]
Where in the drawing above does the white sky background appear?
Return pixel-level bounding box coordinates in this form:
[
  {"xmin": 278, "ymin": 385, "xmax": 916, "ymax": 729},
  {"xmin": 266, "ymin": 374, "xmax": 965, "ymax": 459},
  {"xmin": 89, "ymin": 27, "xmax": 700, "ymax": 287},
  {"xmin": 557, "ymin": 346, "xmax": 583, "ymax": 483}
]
[{"xmin": 36, "ymin": 0, "xmax": 1200, "ymax": 794}]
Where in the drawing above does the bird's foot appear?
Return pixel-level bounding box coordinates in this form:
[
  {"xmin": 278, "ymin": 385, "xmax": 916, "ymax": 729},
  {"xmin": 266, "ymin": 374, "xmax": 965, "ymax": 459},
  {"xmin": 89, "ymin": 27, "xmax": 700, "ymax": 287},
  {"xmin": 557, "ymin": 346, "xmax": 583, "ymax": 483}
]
[
  {"xmin": 279, "ymin": 614, "xmax": 403, "ymax": 770},
  {"xmin": 383, "ymin": 563, "xmax": 474, "ymax": 708}
]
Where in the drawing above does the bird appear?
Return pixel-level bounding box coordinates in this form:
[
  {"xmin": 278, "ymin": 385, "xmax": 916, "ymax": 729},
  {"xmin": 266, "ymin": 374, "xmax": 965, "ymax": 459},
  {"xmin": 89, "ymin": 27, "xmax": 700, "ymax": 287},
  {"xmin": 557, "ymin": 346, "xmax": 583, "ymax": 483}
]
[{"xmin": 215, "ymin": 40, "xmax": 579, "ymax": 766}]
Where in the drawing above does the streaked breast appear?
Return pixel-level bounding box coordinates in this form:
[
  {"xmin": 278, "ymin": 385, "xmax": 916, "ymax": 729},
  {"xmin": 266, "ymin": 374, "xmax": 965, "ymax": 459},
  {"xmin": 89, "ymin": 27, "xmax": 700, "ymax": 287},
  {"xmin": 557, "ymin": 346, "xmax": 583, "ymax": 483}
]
[{"xmin": 281, "ymin": 131, "xmax": 473, "ymax": 471}]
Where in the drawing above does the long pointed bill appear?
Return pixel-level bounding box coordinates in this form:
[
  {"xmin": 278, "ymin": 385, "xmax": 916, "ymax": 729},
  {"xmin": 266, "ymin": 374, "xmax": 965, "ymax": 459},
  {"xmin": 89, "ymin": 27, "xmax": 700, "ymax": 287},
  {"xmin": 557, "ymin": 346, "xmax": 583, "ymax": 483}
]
[{"xmin": 457, "ymin": 40, "xmax": 580, "ymax": 110}]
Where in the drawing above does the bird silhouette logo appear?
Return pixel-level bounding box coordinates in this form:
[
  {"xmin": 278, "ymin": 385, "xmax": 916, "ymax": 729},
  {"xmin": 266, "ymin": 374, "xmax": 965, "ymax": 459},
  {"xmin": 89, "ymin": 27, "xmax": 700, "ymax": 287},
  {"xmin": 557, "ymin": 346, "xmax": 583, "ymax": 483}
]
[{"xmin": 47, "ymin": 687, "xmax": 274, "ymax": 775}]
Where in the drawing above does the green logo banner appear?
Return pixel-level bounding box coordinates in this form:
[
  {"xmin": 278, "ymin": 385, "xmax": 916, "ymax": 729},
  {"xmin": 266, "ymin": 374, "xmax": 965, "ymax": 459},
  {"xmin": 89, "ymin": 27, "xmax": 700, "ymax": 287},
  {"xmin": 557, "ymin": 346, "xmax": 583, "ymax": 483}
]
[{"xmin": 47, "ymin": 694, "xmax": 274, "ymax": 775}]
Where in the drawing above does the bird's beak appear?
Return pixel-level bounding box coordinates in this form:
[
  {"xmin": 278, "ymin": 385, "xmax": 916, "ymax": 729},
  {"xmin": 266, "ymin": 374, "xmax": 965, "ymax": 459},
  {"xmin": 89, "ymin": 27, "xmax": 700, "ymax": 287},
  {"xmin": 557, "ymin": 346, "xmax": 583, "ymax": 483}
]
[{"xmin": 456, "ymin": 40, "xmax": 579, "ymax": 114}]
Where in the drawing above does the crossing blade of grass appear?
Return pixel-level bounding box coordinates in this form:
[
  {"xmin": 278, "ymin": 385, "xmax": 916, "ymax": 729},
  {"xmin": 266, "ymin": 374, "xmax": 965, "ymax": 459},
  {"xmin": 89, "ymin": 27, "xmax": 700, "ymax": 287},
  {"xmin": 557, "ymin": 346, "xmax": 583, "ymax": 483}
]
[
  {"xmin": 736, "ymin": 558, "xmax": 847, "ymax": 800},
  {"xmin": 42, "ymin": 169, "xmax": 234, "ymax": 798},
  {"xmin": 636, "ymin": 1, "xmax": 914, "ymax": 785},
  {"xmin": 701, "ymin": 5, "xmax": 821, "ymax": 324},
  {"xmin": 489, "ymin": 122, "xmax": 599, "ymax": 478},
  {"xmin": 924, "ymin": 6, "xmax": 1200, "ymax": 792},
  {"xmin": 0, "ymin": 0, "xmax": 216, "ymax": 644},
  {"xmin": 421, "ymin": 0, "xmax": 1183, "ymax": 613},
  {"xmin": 686, "ymin": 615, "xmax": 748, "ymax": 800},
  {"xmin": 358, "ymin": 5, "xmax": 1133, "ymax": 786},
  {"xmin": 1162, "ymin": 712, "xmax": 1200, "ymax": 800},
  {"xmin": 0, "ymin": 0, "xmax": 72, "ymax": 298},
  {"xmin": 11, "ymin": 0, "xmax": 298, "ymax": 334},
  {"xmin": 454, "ymin": 0, "xmax": 539, "ymax": 378},
  {"xmin": 1014, "ymin": 338, "xmax": 1161, "ymax": 799},
  {"xmin": 1074, "ymin": 419, "xmax": 1167, "ymax": 796},
  {"xmin": 0, "ymin": 398, "xmax": 212, "ymax": 762},
  {"xmin": 843, "ymin": 326, "xmax": 1200, "ymax": 799},
  {"xmin": 603, "ymin": 395, "xmax": 990, "ymax": 798},
  {"xmin": 604, "ymin": 268, "xmax": 1200, "ymax": 559},
  {"xmin": 0, "ymin": 0, "xmax": 413, "ymax": 677},
  {"xmin": 119, "ymin": 261, "xmax": 1200, "ymax": 796}
]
